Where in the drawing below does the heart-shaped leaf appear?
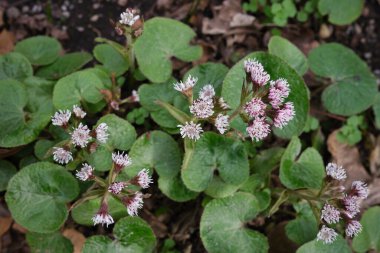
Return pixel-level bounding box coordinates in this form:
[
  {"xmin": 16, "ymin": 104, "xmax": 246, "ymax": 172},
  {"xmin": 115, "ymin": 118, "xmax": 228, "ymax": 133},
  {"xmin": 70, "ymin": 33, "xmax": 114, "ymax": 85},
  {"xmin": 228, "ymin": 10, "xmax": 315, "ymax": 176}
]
[
  {"xmin": 0, "ymin": 160, "xmax": 17, "ymax": 191},
  {"xmin": 0, "ymin": 52, "xmax": 33, "ymax": 80},
  {"xmin": 82, "ymin": 217, "xmax": 156, "ymax": 253},
  {"xmin": 134, "ymin": 17, "xmax": 202, "ymax": 83},
  {"xmin": 221, "ymin": 52, "xmax": 309, "ymax": 139},
  {"xmin": 296, "ymin": 235, "xmax": 350, "ymax": 253},
  {"xmin": 14, "ymin": 36, "xmax": 62, "ymax": 66},
  {"xmin": 308, "ymin": 43, "xmax": 377, "ymax": 116},
  {"xmin": 36, "ymin": 52, "xmax": 93, "ymax": 80},
  {"xmin": 138, "ymin": 79, "xmax": 189, "ymax": 129},
  {"xmin": 318, "ymin": 0, "xmax": 364, "ymax": 25},
  {"xmin": 352, "ymin": 206, "xmax": 380, "ymax": 252},
  {"xmin": 53, "ymin": 69, "xmax": 107, "ymax": 110},
  {"xmin": 26, "ymin": 232, "xmax": 73, "ymax": 253},
  {"xmin": 119, "ymin": 131, "xmax": 198, "ymax": 202},
  {"xmin": 285, "ymin": 202, "xmax": 318, "ymax": 245},
  {"xmin": 181, "ymin": 132, "xmax": 249, "ymax": 193},
  {"xmin": 5, "ymin": 162, "xmax": 79, "ymax": 233},
  {"xmin": 96, "ymin": 114, "xmax": 137, "ymax": 151},
  {"xmin": 372, "ymin": 94, "xmax": 380, "ymax": 129},
  {"xmin": 184, "ymin": 62, "xmax": 229, "ymax": 98},
  {"xmin": 200, "ymin": 192, "xmax": 269, "ymax": 253},
  {"xmin": 0, "ymin": 79, "xmax": 51, "ymax": 147},
  {"xmin": 279, "ymin": 136, "xmax": 325, "ymax": 190},
  {"xmin": 268, "ymin": 36, "xmax": 308, "ymax": 76},
  {"xmin": 93, "ymin": 44, "xmax": 129, "ymax": 76}
]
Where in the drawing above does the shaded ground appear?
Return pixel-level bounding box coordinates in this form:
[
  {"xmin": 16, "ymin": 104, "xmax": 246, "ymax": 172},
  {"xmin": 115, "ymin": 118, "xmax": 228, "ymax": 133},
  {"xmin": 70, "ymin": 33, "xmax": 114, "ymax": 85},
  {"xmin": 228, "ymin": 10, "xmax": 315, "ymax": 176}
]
[{"xmin": 0, "ymin": 0, "xmax": 380, "ymax": 252}]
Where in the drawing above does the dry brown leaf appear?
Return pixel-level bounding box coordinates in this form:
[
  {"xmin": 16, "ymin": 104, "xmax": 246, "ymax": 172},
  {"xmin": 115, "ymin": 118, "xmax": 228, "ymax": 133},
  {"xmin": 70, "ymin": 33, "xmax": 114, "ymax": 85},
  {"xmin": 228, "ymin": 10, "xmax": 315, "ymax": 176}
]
[
  {"xmin": 362, "ymin": 178, "xmax": 380, "ymax": 208},
  {"xmin": 0, "ymin": 217, "xmax": 13, "ymax": 238},
  {"xmin": 202, "ymin": 0, "xmax": 242, "ymax": 35},
  {"xmin": 230, "ymin": 13, "xmax": 255, "ymax": 28},
  {"xmin": 327, "ymin": 130, "xmax": 370, "ymax": 187},
  {"xmin": 0, "ymin": 29, "xmax": 15, "ymax": 55},
  {"xmin": 63, "ymin": 228, "xmax": 86, "ymax": 253},
  {"xmin": 369, "ymin": 135, "xmax": 380, "ymax": 176},
  {"xmin": 12, "ymin": 222, "xmax": 27, "ymax": 234}
]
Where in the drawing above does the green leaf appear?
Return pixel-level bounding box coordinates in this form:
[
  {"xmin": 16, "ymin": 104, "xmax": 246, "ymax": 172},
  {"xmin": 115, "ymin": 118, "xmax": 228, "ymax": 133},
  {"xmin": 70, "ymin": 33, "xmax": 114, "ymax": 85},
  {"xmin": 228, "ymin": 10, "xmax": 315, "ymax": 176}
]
[
  {"xmin": 296, "ymin": 235, "xmax": 351, "ymax": 253},
  {"xmin": 123, "ymin": 131, "xmax": 181, "ymax": 178},
  {"xmin": 0, "ymin": 52, "xmax": 33, "ymax": 80},
  {"xmin": 71, "ymin": 196, "xmax": 128, "ymax": 226},
  {"xmin": 372, "ymin": 93, "xmax": 380, "ymax": 129},
  {"xmin": 135, "ymin": 17, "xmax": 202, "ymax": 83},
  {"xmin": 94, "ymin": 44, "xmax": 129, "ymax": 76},
  {"xmin": 0, "ymin": 160, "xmax": 17, "ymax": 191},
  {"xmin": 158, "ymin": 174, "xmax": 198, "ymax": 202},
  {"xmin": 96, "ymin": 114, "xmax": 137, "ymax": 151},
  {"xmin": 14, "ymin": 36, "xmax": 62, "ymax": 66},
  {"xmin": 268, "ymin": 36, "xmax": 308, "ymax": 76},
  {"xmin": 5, "ymin": 162, "xmax": 79, "ymax": 233},
  {"xmin": 0, "ymin": 79, "xmax": 51, "ymax": 147},
  {"xmin": 184, "ymin": 63, "xmax": 229, "ymax": 98},
  {"xmin": 200, "ymin": 192, "xmax": 269, "ymax": 253},
  {"xmin": 285, "ymin": 202, "xmax": 318, "ymax": 245},
  {"xmin": 318, "ymin": 0, "xmax": 364, "ymax": 25},
  {"xmin": 34, "ymin": 139, "xmax": 56, "ymax": 161},
  {"xmin": 23, "ymin": 76, "xmax": 55, "ymax": 112},
  {"xmin": 26, "ymin": 232, "xmax": 73, "ymax": 253},
  {"xmin": 221, "ymin": 52, "xmax": 309, "ymax": 139},
  {"xmin": 36, "ymin": 52, "xmax": 93, "ymax": 80},
  {"xmin": 52, "ymin": 69, "xmax": 107, "ymax": 110},
  {"xmin": 303, "ymin": 114, "xmax": 319, "ymax": 133},
  {"xmin": 252, "ymin": 147, "xmax": 285, "ymax": 175},
  {"xmin": 181, "ymin": 132, "xmax": 249, "ymax": 193},
  {"xmin": 352, "ymin": 206, "xmax": 380, "ymax": 252},
  {"xmin": 138, "ymin": 79, "xmax": 189, "ymax": 129},
  {"xmin": 297, "ymin": 10, "xmax": 309, "ymax": 22},
  {"xmin": 120, "ymin": 131, "xmax": 198, "ymax": 201},
  {"xmin": 82, "ymin": 217, "xmax": 156, "ymax": 253},
  {"xmin": 308, "ymin": 43, "xmax": 377, "ymax": 116},
  {"xmin": 87, "ymin": 145, "xmax": 112, "ymax": 172},
  {"xmin": 280, "ymin": 136, "xmax": 325, "ymax": 189}
]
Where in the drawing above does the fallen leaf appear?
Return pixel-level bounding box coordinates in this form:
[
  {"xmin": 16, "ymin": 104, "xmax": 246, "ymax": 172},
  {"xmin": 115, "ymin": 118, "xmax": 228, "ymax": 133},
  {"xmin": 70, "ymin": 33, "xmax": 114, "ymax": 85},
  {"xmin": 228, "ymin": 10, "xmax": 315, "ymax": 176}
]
[
  {"xmin": 0, "ymin": 217, "xmax": 13, "ymax": 238},
  {"xmin": 327, "ymin": 130, "xmax": 370, "ymax": 187},
  {"xmin": 230, "ymin": 13, "xmax": 255, "ymax": 28},
  {"xmin": 0, "ymin": 29, "xmax": 15, "ymax": 55},
  {"xmin": 62, "ymin": 228, "xmax": 86, "ymax": 253},
  {"xmin": 362, "ymin": 178, "xmax": 380, "ymax": 208},
  {"xmin": 202, "ymin": 0, "xmax": 242, "ymax": 35},
  {"xmin": 12, "ymin": 222, "xmax": 27, "ymax": 234},
  {"xmin": 369, "ymin": 135, "xmax": 380, "ymax": 176}
]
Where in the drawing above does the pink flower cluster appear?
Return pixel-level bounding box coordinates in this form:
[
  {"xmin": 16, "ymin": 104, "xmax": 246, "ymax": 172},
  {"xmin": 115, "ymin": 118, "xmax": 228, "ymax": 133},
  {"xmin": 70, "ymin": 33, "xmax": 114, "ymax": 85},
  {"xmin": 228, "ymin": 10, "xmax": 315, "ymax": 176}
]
[
  {"xmin": 317, "ymin": 163, "xmax": 369, "ymax": 244},
  {"xmin": 91, "ymin": 153, "xmax": 153, "ymax": 226},
  {"xmin": 243, "ymin": 59, "xmax": 295, "ymax": 141}
]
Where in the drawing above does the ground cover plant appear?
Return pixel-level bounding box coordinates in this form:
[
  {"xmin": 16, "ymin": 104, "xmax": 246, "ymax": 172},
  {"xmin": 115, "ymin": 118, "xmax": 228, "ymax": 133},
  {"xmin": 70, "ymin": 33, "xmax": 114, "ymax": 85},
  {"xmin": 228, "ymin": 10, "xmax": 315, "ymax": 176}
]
[{"xmin": 0, "ymin": 1, "xmax": 379, "ymax": 252}]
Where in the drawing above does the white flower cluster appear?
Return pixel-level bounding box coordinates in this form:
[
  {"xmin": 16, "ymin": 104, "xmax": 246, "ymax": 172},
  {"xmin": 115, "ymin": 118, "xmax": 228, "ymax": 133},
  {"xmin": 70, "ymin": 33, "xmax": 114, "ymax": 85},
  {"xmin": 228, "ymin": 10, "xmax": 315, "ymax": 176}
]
[
  {"xmin": 51, "ymin": 106, "xmax": 109, "ymax": 165},
  {"xmin": 119, "ymin": 8, "xmax": 140, "ymax": 26},
  {"xmin": 316, "ymin": 163, "xmax": 369, "ymax": 244},
  {"xmin": 174, "ymin": 77, "xmax": 231, "ymax": 140}
]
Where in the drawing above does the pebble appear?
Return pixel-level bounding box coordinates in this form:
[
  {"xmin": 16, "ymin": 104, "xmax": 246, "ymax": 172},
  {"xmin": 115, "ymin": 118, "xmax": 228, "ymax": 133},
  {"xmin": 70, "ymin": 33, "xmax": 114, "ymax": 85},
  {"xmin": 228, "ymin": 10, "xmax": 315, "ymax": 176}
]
[
  {"xmin": 93, "ymin": 3, "xmax": 101, "ymax": 9},
  {"xmin": 118, "ymin": 0, "xmax": 128, "ymax": 6},
  {"xmin": 90, "ymin": 15, "xmax": 99, "ymax": 22},
  {"xmin": 6, "ymin": 7, "xmax": 20, "ymax": 19}
]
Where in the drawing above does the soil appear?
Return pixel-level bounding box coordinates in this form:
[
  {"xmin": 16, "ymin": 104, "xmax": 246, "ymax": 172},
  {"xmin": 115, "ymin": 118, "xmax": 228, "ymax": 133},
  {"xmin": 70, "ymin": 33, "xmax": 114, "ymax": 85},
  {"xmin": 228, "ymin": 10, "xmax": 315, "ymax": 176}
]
[{"xmin": 0, "ymin": 0, "xmax": 379, "ymax": 252}]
